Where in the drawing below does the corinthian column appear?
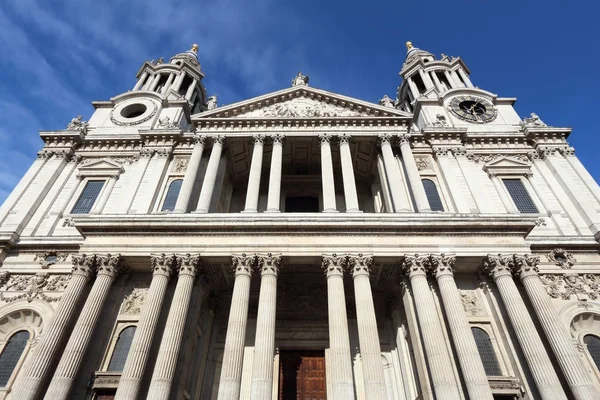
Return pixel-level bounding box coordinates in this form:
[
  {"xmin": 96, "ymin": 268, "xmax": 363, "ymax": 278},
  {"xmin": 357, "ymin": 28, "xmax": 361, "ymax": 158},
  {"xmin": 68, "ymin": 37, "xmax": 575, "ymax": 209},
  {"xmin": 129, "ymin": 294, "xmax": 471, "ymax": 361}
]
[
  {"xmin": 45, "ymin": 254, "xmax": 125, "ymax": 400},
  {"xmin": 218, "ymin": 254, "xmax": 255, "ymax": 400},
  {"xmin": 429, "ymin": 254, "xmax": 493, "ymax": 400},
  {"xmin": 322, "ymin": 254, "xmax": 355, "ymax": 399},
  {"xmin": 174, "ymin": 136, "xmax": 205, "ymax": 213},
  {"xmin": 196, "ymin": 136, "xmax": 224, "ymax": 213},
  {"xmin": 115, "ymin": 254, "xmax": 176, "ymax": 400},
  {"xmin": 338, "ymin": 134, "xmax": 360, "ymax": 212},
  {"xmin": 12, "ymin": 254, "xmax": 96, "ymax": 400},
  {"xmin": 378, "ymin": 134, "xmax": 410, "ymax": 212},
  {"xmin": 147, "ymin": 254, "xmax": 202, "ymax": 400},
  {"xmin": 398, "ymin": 134, "xmax": 430, "ymax": 212},
  {"xmin": 244, "ymin": 135, "xmax": 265, "ymax": 212},
  {"xmin": 319, "ymin": 134, "xmax": 337, "ymax": 212},
  {"xmin": 250, "ymin": 253, "xmax": 281, "ymax": 400},
  {"xmin": 401, "ymin": 255, "xmax": 460, "ymax": 400},
  {"xmin": 347, "ymin": 254, "xmax": 386, "ymax": 399},
  {"xmin": 514, "ymin": 255, "xmax": 600, "ymax": 400},
  {"xmin": 266, "ymin": 135, "xmax": 284, "ymax": 212},
  {"xmin": 482, "ymin": 255, "xmax": 567, "ymax": 400}
]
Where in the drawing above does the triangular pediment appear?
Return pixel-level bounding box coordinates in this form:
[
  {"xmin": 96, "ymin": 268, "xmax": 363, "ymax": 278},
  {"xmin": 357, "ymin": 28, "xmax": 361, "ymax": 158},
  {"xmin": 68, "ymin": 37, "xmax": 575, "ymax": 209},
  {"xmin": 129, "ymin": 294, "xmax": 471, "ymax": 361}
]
[
  {"xmin": 192, "ymin": 85, "xmax": 412, "ymax": 120},
  {"xmin": 484, "ymin": 157, "xmax": 530, "ymax": 168},
  {"xmin": 78, "ymin": 158, "xmax": 124, "ymax": 176}
]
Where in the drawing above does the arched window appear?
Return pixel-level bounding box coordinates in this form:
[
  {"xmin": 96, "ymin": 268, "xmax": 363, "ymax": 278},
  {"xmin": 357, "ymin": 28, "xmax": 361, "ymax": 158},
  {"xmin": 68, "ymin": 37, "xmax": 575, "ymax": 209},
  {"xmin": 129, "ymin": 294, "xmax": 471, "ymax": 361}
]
[
  {"xmin": 161, "ymin": 179, "xmax": 183, "ymax": 212},
  {"xmin": 107, "ymin": 326, "xmax": 136, "ymax": 372},
  {"xmin": 584, "ymin": 334, "xmax": 600, "ymax": 371},
  {"xmin": 471, "ymin": 327, "xmax": 501, "ymax": 376},
  {"xmin": 422, "ymin": 179, "xmax": 444, "ymax": 211},
  {"xmin": 0, "ymin": 330, "xmax": 30, "ymax": 387}
]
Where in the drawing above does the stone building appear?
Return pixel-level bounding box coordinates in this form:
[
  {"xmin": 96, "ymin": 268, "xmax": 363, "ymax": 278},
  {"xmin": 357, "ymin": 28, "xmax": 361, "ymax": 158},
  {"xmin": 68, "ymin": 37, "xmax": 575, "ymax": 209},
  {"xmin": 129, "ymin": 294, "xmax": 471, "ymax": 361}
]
[{"xmin": 0, "ymin": 42, "xmax": 599, "ymax": 400}]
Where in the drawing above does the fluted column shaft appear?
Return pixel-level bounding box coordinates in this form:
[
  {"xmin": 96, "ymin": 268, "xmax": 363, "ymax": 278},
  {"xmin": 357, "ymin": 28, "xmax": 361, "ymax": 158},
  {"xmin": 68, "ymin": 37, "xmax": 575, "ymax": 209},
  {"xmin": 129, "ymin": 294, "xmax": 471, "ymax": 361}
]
[
  {"xmin": 196, "ymin": 136, "xmax": 224, "ymax": 213},
  {"xmin": 378, "ymin": 134, "xmax": 410, "ymax": 212},
  {"xmin": 45, "ymin": 255, "xmax": 124, "ymax": 400},
  {"xmin": 115, "ymin": 254, "xmax": 176, "ymax": 400},
  {"xmin": 402, "ymin": 255, "xmax": 461, "ymax": 400},
  {"xmin": 319, "ymin": 134, "xmax": 337, "ymax": 212},
  {"xmin": 11, "ymin": 254, "xmax": 96, "ymax": 400},
  {"xmin": 348, "ymin": 254, "xmax": 386, "ymax": 399},
  {"xmin": 174, "ymin": 136, "xmax": 205, "ymax": 213},
  {"xmin": 244, "ymin": 135, "xmax": 265, "ymax": 212},
  {"xmin": 398, "ymin": 134, "xmax": 430, "ymax": 212},
  {"xmin": 339, "ymin": 135, "xmax": 360, "ymax": 212},
  {"xmin": 218, "ymin": 254, "xmax": 255, "ymax": 400},
  {"xmin": 483, "ymin": 255, "xmax": 567, "ymax": 400},
  {"xmin": 322, "ymin": 254, "xmax": 355, "ymax": 399},
  {"xmin": 266, "ymin": 135, "xmax": 284, "ymax": 212},
  {"xmin": 250, "ymin": 254, "xmax": 281, "ymax": 400},
  {"xmin": 515, "ymin": 255, "xmax": 600, "ymax": 400},
  {"xmin": 430, "ymin": 255, "xmax": 494, "ymax": 400},
  {"xmin": 147, "ymin": 254, "xmax": 202, "ymax": 400}
]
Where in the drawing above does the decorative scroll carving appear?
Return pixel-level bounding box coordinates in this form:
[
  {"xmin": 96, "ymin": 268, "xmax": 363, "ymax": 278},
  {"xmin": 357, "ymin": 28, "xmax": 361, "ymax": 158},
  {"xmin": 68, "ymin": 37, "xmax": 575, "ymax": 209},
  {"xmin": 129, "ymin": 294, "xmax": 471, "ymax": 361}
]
[
  {"xmin": 322, "ymin": 254, "xmax": 347, "ymax": 276},
  {"xmin": 257, "ymin": 253, "xmax": 281, "ymax": 276},
  {"xmin": 347, "ymin": 254, "xmax": 373, "ymax": 277},
  {"xmin": 539, "ymin": 273, "xmax": 600, "ymax": 301},
  {"xmin": 513, "ymin": 254, "xmax": 540, "ymax": 279},
  {"xmin": 96, "ymin": 254, "xmax": 125, "ymax": 278},
  {"xmin": 429, "ymin": 254, "xmax": 456, "ymax": 277},
  {"xmin": 240, "ymin": 97, "xmax": 363, "ymax": 118},
  {"xmin": 211, "ymin": 135, "xmax": 225, "ymax": 146},
  {"xmin": 546, "ymin": 248, "xmax": 576, "ymax": 269},
  {"xmin": 71, "ymin": 254, "xmax": 96, "ymax": 278},
  {"xmin": 377, "ymin": 133, "xmax": 392, "ymax": 146},
  {"xmin": 271, "ymin": 134, "xmax": 285, "ymax": 145},
  {"xmin": 0, "ymin": 272, "xmax": 70, "ymax": 303},
  {"xmin": 318, "ymin": 133, "xmax": 332, "ymax": 145},
  {"xmin": 338, "ymin": 133, "xmax": 351, "ymax": 144},
  {"xmin": 176, "ymin": 253, "xmax": 201, "ymax": 277},
  {"xmin": 122, "ymin": 288, "xmax": 147, "ymax": 314},
  {"xmin": 459, "ymin": 290, "xmax": 485, "ymax": 316},
  {"xmin": 34, "ymin": 250, "xmax": 69, "ymax": 269},
  {"xmin": 481, "ymin": 254, "xmax": 514, "ymax": 279},
  {"xmin": 150, "ymin": 253, "xmax": 177, "ymax": 277},
  {"xmin": 251, "ymin": 134, "xmax": 266, "ymax": 145},
  {"xmin": 231, "ymin": 253, "xmax": 256, "ymax": 276},
  {"xmin": 401, "ymin": 254, "xmax": 429, "ymax": 278}
]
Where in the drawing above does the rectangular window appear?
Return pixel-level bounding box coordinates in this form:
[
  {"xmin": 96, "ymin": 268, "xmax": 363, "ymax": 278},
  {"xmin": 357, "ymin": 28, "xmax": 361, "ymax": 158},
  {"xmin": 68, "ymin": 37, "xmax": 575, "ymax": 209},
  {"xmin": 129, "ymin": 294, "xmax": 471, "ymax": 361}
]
[
  {"xmin": 503, "ymin": 179, "xmax": 539, "ymax": 213},
  {"xmin": 71, "ymin": 180, "xmax": 105, "ymax": 214}
]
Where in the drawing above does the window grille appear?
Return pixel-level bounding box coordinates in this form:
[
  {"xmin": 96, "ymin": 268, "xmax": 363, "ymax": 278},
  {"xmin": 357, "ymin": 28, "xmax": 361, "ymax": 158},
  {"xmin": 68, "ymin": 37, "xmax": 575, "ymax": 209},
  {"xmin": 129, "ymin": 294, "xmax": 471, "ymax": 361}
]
[
  {"xmin": 471, "ymin": 327, "xmax": 502, "ymax": 376},
  {"xmin": 107, "ymin": 326, "xmax": 136, "ymax": 372},
  {"xmin": 584, "ymin": 334, "xmax": 600, "ymax": 371},
  {"xmin": 422, "ymin": 179, "xmax": 444, "ymax": 211},
  {"xmin": 503, "ymin": 179, "xmax": 539, "ymax": 213},
  {"xmin": 161, "ymin": 179, "xmax": 183, "ymax": 212},
  {"xmin": 0, "ymin": 330, "xmax": 29, "ymax": 387},
  {"xmin": 71, "ymin": 180, "xmax": 105, "ymax": 214}
]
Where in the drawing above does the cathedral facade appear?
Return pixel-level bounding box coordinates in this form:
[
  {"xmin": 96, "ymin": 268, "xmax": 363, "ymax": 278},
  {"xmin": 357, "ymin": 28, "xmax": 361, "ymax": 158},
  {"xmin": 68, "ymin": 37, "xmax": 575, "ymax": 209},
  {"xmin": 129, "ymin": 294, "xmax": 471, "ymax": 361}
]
[{"xmin": 0, "ymin": 42, "xmax": 599, "ymax": 400}]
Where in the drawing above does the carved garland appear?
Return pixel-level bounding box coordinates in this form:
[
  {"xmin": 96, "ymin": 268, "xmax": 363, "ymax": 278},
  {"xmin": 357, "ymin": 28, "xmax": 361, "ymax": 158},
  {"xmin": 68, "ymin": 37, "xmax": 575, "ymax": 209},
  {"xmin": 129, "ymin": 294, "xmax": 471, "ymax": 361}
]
[
  {"xmin": 539, "ymin": 273, "xmax": 600, "ymax": 300},
  {"xmin": 0, "ymin": 272, "xmax": 70, "ymax": 303}
]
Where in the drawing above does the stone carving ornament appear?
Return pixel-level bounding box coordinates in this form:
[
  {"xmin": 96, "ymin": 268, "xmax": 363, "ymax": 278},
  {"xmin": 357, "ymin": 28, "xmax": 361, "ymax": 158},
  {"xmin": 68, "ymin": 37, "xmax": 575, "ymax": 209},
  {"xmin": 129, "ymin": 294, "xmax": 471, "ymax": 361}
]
[
  {"xmin": 207, "ymin": 95, "xmax": 218, "ymax": 110},
  {"xmin": 291, "ymin": 72, "xmax": 309, "ymax": 86},
  {"xmin": 240, "ymin": 97, "xmax": 363, "ymax": 118},
  {"xmin": 521, "ymin": 112, "xmax": 547, "ymax": 127},
  {"xmin": 173, "ymin": 158, "xmax": 189, "ymax": 173},
  {"xmin": 157, "ymin": 116, "xmax": 178, "ymax": 129},
  {"xmin": 232, "ymin": 253, "xmax": 256, "ymax": 276},
  {"xmin": 431, "ymin": 113, "xmax": 448, "ymax": 127},
  {"xmin": 415, "ymin": 157, "xmax": 430, "ymax": 171},
  {"xmin": 379, "ymin": 95, "xmax": 394, "ymax": 108},
  {"xmin": 321, "ymin": 254, "xmax": 347, "ymax": 276},
  {"xmin": 0, "ymin": 272, "xmax": 70, "ymax": 303},
  {"xmin": 539, "ymin": 273, "xmax": 600, "ymax": 300},
  {"xmin": 34, "ymin": 250, "xmax": 69, "ymax": 269},
  {"xmin": 257, "ymin": 253, "xmax": 281, "ymax": 276},
  {"xmin": 122, "ymin": 288, "xmax": 148, "ymax": 315},
  {"xmin": 546, "ymin": 248, "xmax": 576, "ymax": 269},
  {"xmin": 459, "ymin": 290, "xmax": 485, "ymax": 316},
  {"xmin": 66, "ymin": 115, "xmax": 89, "ymax": 133}
]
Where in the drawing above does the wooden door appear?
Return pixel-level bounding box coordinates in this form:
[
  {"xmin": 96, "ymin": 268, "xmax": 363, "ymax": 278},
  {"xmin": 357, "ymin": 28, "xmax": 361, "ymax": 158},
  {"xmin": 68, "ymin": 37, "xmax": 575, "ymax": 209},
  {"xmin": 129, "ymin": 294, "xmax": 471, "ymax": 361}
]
[{"xmin": 279, "ymin": 351, "xmax": 326, "ymax": 400}]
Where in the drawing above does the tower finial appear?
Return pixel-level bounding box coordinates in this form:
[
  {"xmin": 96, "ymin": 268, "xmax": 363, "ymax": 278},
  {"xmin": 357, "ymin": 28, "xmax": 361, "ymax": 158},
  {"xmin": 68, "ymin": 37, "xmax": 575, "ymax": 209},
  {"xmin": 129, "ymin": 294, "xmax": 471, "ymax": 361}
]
[
  {"xmin": 191, "ymin": 44, "xmax": 199, "ymax": 54},
  {"xmin": 406, "ymin": 41, "xmax": 414, "ymax": 50}
]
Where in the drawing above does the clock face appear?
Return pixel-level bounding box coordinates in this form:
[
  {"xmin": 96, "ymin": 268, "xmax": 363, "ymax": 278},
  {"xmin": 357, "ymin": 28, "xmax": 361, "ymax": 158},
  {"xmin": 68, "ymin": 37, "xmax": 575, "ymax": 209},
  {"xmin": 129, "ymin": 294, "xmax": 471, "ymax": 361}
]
[{"xmin": 449, "ymin": 95, "xmax": 497, "ymax": 123}]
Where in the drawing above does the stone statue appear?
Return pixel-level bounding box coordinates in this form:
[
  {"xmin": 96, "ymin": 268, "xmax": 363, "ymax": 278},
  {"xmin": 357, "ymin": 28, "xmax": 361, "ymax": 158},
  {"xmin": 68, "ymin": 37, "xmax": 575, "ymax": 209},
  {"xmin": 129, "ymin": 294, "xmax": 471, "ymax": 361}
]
[
  {"xmin": 431, "ymin": 113, "xmax": 448, "ymax": 127},
  {"xmin": 207, "ymin": 95, "xmax": 218, "ymax": 110},
  {"xmin": 292, "ymin": 72, "xmax": 309, "ymax": 86},
  {"xmin": 157, "ymin": 116, "xmax": 177, "ymax": 129},
  {"xmin": 522, "ymin": 112, "xmax": 547, "ymax": 127},
  {"xmin": 379, "ymin": 95, "xmax": 394, "ymax": 108},
  {"xmin": 156, "ymin": 57, "xmax": 164, "ymax": 64},
  {"xmin": 66, "ymin": 115, "xmax": 89, "ymax": 133}
]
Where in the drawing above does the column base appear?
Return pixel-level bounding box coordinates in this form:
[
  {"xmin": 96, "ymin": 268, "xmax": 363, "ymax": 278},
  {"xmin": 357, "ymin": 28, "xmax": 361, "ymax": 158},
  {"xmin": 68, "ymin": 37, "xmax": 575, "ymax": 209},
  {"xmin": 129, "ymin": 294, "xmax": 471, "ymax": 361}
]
[
  {"xmin": 192, "ymin": 209, "xmax": 209, "ymax": 214},
  {"xmin": 322, "ymin": 209, "xmax": 339, "ymax": 213},
  {"xmin": 345, "ymin": 209, "xmax": 363, "ymax": 213},
  {"xmin": 265, "ymin": 209, "xmax": 281, "ymax": 213},
  {"xmin": 172, "ymin": 209, "xmax": 186, "ymax": 214},
  {"xmin": 241, "ymin": 209, "xmax": 258, "ymax": 213}
]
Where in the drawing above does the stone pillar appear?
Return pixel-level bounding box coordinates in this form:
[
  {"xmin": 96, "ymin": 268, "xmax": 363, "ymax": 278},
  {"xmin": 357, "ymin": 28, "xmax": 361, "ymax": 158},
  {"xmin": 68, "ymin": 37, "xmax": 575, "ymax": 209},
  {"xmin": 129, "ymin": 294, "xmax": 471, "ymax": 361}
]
[
  {"xmin": 196, "ymin": 136, "xmax": 224, "ymax": 213},
  {"xmin": 185, "ymin": 78, "xmax": 197, "ymax": 101},
  {"xmin": 319, "ymin": 134, "xmax": 337, "ymax": 212},
  {"xmin": 174, "ymin": 136, "xmax": 206, "ymax": 213},
  {"xmin": 266, "ymin": 134, "xmax": 284, "ymax": 212},
  {"xmin": 445, "ymin": 70, "xmax": 461, "ymax": 88},
  {"xmin": 172, "ymin": 71, "xmax": 186, "ymax": 93},
  {"xmin": 429, "ymin": 254, "xmax": 494, "ymax": 400},
  {"xmin": 115, "ymin": 254, "xmax": 176, "ymax": 400},
  {"xmin": 134, "ymin": 71, "xmax": 148, "ymax": 91},
  {"xmin": 148, "ymin": 74, "xmax": 161, "ymax": 91},
  {"xmin": 378, "ymin": 134, "xmax": 410, "ymax": 212},
  {"xmin": 217, "ymin": 254, "xmax": 255, "ymax": 400},
  {"xmin": 161, "ymin": 73, "xmax": 175, "ymax": 94},
  {"xmin": 11, "ymin": 254, "xmax": 96, "ymax": 400},
  {"xmin": 430, "ymin": 71, "xmax": 444, "ymax": 92},
  {"xmin": 338, "ymin": 134, "xmax": 360, "ymax": 212},
  {"xmin": 418, "ymin": 69, "xmax": 435, "ymax": 90},
  {"xmin": 407, "ymin": 78, "xmax": 420, "ymax": 99},
  {"xmin": 322, "ymin": 254, "xmax": 355, "ymax": 399},
  {"xmin": 45, "ymin": 254, "xmax": 125, "ymax": 400},
  {"xmin": 457, "ymin": 69, "xmax": 474, "ymax": 88},
  {"xmin": 482, "ymin": 255, "xmax": 567, "ymax": 400},
  {"xmin": 398, "ymin": 134, "xmax": 431, "ymax": 212},
  {"xmin": 347, "ymin": 254, "xmax": 386, "ymax": 399},
  {"xmin": 514, "ymin": 255, "xmax": 600, "ymax": 400},
  {"xmin": 250, "ymin": 253, "xmax": 281, "ymax": 400},
  {"xmin": 244, "ymin": 135, "xmax": 265, "ymax": 212},
  {"xmin": 147, "ymin": 254, "xmax": 202, "ymax": 400},
  {"xmin": 401, "ymin": 255, "xmax": 461, "ymax": 400}
]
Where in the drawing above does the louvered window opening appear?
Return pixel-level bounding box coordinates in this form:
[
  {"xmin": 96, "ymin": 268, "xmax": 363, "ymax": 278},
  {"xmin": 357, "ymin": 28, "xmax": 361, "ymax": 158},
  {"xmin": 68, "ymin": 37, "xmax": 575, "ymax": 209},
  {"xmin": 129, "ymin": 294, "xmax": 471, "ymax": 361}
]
[
  {"xmin": 584, "ymin": 334, "xmax": 600, "ymax": 371},
  {"xmin": 503, "ymin": 179, "xmax": 539, "ymax": 213},
  {"xmin": 71, "ymin": 180, "xmax": 105, "ymax": 214},
  {"xmin": 471, "ymin": 327, "xmax": 502, "ymax": 376},
  {"xmin": 161, "ymin": 179, "xmax": 183, "ymax": 211},
  {"xmin": 422, "ymin": 179, "xmax": 444, "ymax": 211},
  {"xmin": 107, "ymin": 326, "xmax": 136, "ymax": 372},
  {"xmin": 0, "ymin": 330, "xmax": 29, "ymax": 387}
]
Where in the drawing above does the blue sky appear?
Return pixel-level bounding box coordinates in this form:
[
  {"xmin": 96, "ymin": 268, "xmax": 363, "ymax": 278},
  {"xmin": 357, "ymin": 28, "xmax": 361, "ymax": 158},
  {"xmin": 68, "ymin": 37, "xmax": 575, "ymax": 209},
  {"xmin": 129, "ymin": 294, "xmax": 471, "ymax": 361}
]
[{"xmin": 0, "ymin": 0, "xmax": 598, "ymax": 204}]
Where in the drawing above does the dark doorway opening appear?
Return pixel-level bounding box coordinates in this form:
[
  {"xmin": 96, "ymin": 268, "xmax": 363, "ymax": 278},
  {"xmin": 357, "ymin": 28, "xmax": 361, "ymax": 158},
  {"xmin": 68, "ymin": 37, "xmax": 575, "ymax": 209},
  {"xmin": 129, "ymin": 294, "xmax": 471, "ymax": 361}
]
[
  {"xmin": 285, "ymin": 196, "xmax": 319, "ymax": 212},
  {"xmin": 279, "ymin": 350, "xmax": 326, "ymax": 400}
]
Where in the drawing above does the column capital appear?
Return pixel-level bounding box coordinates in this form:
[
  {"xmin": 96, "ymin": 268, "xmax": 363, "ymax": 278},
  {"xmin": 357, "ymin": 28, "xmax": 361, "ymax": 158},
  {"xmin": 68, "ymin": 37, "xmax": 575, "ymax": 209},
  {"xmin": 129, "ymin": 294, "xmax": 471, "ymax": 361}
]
[
  {"xmin": 338, "ymin": 133, "xmax": 352, "ymax": 144},
  {"xmin": 322, "ymin": 253, "xmax": 347, "ymax": 277},
  {"xmin": 257, "ymin": 253, "xmax": 281, "ymax": 277},
  {"xmin": 176, "ymin": 253, "xmax": 201, "ymax": 277},
  {"xmin": 377, "ymin": 133, "xmax": 392, "ymax": 146},
  {"xmin": 211, "ymin": 135, "xmax": 225, "ymax": 146},
  {"xmin": 481, "ymin": 254, "xmax": 514, "ymax": 280},
  {"xmin": 429, "ymin": 254, "xmax": 456, "ymax": 278},
  {"xmin": 232, "ymin": 253, "xmax": 256, "ymax": 277},
  {"xmin": 347, "ymin": 253, "xmax": 373, "ymax": 277},
  {"xmin": 401, "ymin": 254, "xmax": 429, "ymax": 278},
  {"xmin": 318, "ymin": 133, "xmax": 332, "ymax": 145},
  {"xmin": 513, "ymin": 254, "xmax": 540, "ymax": 280},
  {"xmin": 271, "ymin": 134, "xmax": 285, "ymax": 145},
  {"xmin": 398, "ymin": 133, "xmax": 411, "ymax": 146},
  {"xmin": 150, "ymin": 253, "xmax": 177, "ymax": 278},
  {"xmin": 192, "ymin": 135, "xmax": 206, "ymax": 146},
  {"xmin": 71, "ymin": 254, "xmax": 96, "ymax": 279},
  {"xmin": 251, "ymin": 134, "xmax": 266, "ymax": 145},
  {"xmin": 96, "ymin": 253, "xmax": 126, "ymax": 278}
]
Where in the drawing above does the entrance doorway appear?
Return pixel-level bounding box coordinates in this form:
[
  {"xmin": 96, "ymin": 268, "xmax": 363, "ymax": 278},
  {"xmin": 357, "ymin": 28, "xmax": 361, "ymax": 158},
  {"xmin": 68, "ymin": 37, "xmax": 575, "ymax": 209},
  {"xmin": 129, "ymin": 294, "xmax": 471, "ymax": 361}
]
[{"xmin": 279, "ymin": 350, "xmax": 326, "ymax": 400}]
